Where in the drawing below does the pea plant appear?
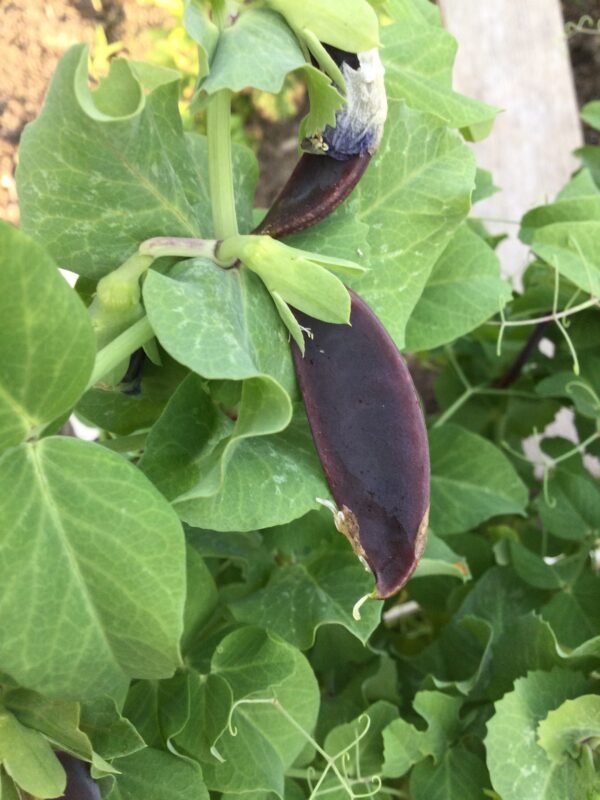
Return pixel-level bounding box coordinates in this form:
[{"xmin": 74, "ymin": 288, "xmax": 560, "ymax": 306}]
[{"xmin": 1, "ymin": 0, "xmax": 599, "ymax": 798}]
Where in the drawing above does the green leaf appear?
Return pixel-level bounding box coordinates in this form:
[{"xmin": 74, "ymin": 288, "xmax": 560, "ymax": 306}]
[
  {"xmin": 557, "ymin": 168, "xmax": 600, "ymax": 200},
  {"xmin": 413, "ymin": 531, "xmax": 470, "ymax": 581},
  {"xmin": 173, "ymin": 407, "xmax": 329, "ymax": 531},
  {"xmin": 76, "ymin": 355, "xmax": 188, "ymax": 436},
  {"xmin": 142, "ymin": 260, "xmax": 296, "ymax": 505},
  {"xmin": 2, "ymin": 690, "xmax": 114, "ymax": 776},
  {"xmin": 182, "ymin": 544, "xmax": 218, "ymax": 652},
  {"xmin": 184, "ymin": 627, "xmax": 320, "ymax": 797},
  {"xmin": 183, "ymin": 0, "xmax": 219, "ymax": 80},
  {"xmin": 346, "ymin": 100, "xmax": 476, "ymax": 349},
  {"xmin": 267, "ymin": 0, "xmax": 380, "ymax": 52},
  {"xmin": 229, "ymin": 551, "xmax": 382, "ymax": 649},
  {"xmin": 17, "ymin": 46, "xmax": 209, "ymax": 278},
  {"xmin": 485, "ymin": 670, "xmax": 591, "ymax": 800},
  {"xmin": 410, "ymin": 745, "xmax": 490, "ymax": 800},
  {"xmin": 383, "ymin": 691, "xmax": 462, "ymax": 778},
  {"xmin": 537, "ymin": 696, "xmax": 600, "ymax": 763},
  {"xmin": 541, "ymin": 573, "xmax": 600, "ymax": 649},
  {"xmin": 143, "ymin": 261, "xmax": 294, "ymax": 390},
  {"xmin": 101, "ymin": 747, "xmax": 208, "ymax": 800},
  {"xmin": 174, "ymin": 672, "xmax": 232, "ymax": 765},
  {"xmin": 408, "ymin": 568, "xmax": 543, "ymax": 696},
  {"xmin": 536, "ymin": 371, "xmax": 600, "ymax": 420},
  {"xmin": 0, "ymin": 437, "xmax": 186, "ymax": 700},
  {"xmin": 121, "ymin": 683, "xmax": 163, "ymax": 751},
  {"xmin": 186, "ymin": 526, "xmax": 265, "ymax": 565},
  {"xmin": 472, "ymin": 168, "xmax": 500, "ymax": 204},
  {"xmin": 0, "ymin": 223, "xmax": 95, "ymax": 453},
  {"xmin": 139, "ymin": 374, "xmax": 232, "ymax": 501},
  {"xmin": 405, "ymin": 224, "xmax": 512, "ymax": 350},
  {"xmin": 324, "ymin": 701, "xmax": 398, "ymax": 777},
  {"xmin": 382, "ymin": 0, "xmax": 498, "ymax": 137},
  {"xmin": 0, "ymin": 771, "xmax": 21, "ymax": 800},
  {"xmin": 80, "ymin": 697, "xmax": 146, "ymax": 763},
  {"xmin": 298, "ymin": 65, "xmax": 345, "ymax": 140},
  {"xmin": 222, "ymin": 780, "xmax": 306, "ymax": 800},
  {"xmin": 486, "ymin": 612, "xmax": 600, "ymax": 700},
  {"xmin": 537, "ymin": 469, "xmax": 600, "ymax": 541},
  {"xmin": 429, "ymin": 424, "xmax": 528, "ymax": 535},
  {"xmin": 485, "ymin": 613, "xmax": 571, "ymax": 699},
  {"xmin": 581, "ymin": 101, "xmax": 600, "ymax": 131},
  {"xmin": 521, "ymin": 196, "xmax": 600, "ymax": 243},
  {"xmin": 200, "ymin": 9, "xmax": 306, "ymax": 95},
  {"xmin": 154, "ymin": 672, "xmax": 193, "ymax": 752},
  {"xmin": 529, "ymin": 221, "xmax": 600, "ymax": 296},
  {"xmin": 575, "ymin": 143, "xmax": 600, "ymax": 185},
  {"xmin": 140, "ymin": 370, "xmax": 294, "ymax": 505},
  {"xmin": 499, "ymin": 540, "xmax": 563, "ymax": 590},
  {"xmin": 0, "ymin": 710, "xmax": 65, "ymax": 799},
  {"xmin": 284, "ymin": 198, "xmax": 372, "ymax": 267}
]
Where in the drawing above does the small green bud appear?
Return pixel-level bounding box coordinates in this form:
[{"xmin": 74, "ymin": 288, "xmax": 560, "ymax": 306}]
[{"xmin": 238, "ymin": 235, "xmax": 352, "ymax": 327}]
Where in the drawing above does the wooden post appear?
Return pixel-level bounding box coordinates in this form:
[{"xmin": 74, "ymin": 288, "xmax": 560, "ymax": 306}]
[{"xmin": 438, "ymin": 0, "xmax": 583, "ymax": 282}]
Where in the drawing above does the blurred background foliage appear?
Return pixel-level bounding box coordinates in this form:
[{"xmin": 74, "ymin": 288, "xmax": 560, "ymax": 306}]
[{"xmin": 130, "ymin": 0, "xmax": 308, "ymax": 148}]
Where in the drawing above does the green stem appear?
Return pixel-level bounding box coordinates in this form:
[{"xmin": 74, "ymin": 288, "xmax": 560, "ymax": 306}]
[
  {"xmin": 488, "ymin": 297, "xmax": 599, "ymax": 327},
  {"xmin": 211, "ymin": 0, "xmax": 228, "ymax": 28},
  {"xmin": 445, "ymin": 345, "xmax": 472, "ymax": 391},
  {"xmin": 96, "ymin": 253, "xmax": 153, "ymax": 310},
  {"xmin": 207, "ymin": 89, "xmax": 238, "ymax": 239},
  {"xmin": 552, "ymin": 430, "xmax": 600, "ymax": 465},
  {"xmin": 301, "ymin": 28, "xmax": 347, "ymax": 92},
  {"xmin": 138, "ymin": 236, "xmax": 218, "ymax": 260},
  {"xmin": 432, "ymin": 386, "xmax": 478, "ymax": 429},
  {"xmin": 87, "ymin": 316, "xmax": 154, "ymax": 390}
]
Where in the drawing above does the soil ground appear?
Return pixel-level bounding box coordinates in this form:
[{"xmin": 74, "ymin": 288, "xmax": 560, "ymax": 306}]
[
  {"xmin": 1, "ymin": 0, "xmax": 599, "ymax": 224},
  {"xmin": 0, "ymin": 0, "xmax": 172, "ymax": 225}
]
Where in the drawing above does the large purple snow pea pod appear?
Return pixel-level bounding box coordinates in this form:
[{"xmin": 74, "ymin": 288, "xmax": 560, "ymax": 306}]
[
  {"xmin": 292, "ymin": 291, "xmax": 430, "ymax": 599},
  {"xmin": 253, "ymin": 42, "xmax": 430, "ymax": 596},
  {"xmin": 254, "ymin": 152, "xmax": 372, "ymax": 238},
  {"xmin": 255, "ymin": 47, "xmax": 386, "ymax": 239}
]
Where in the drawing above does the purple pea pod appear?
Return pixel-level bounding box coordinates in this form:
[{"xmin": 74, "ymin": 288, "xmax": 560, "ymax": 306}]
[
  {"xmin": 293, "ymin": 291, "xmax": 430, "ymax": 599},
  {"xmin": 255, "ymin": 153, "xmax": 372, "ymax": 238},
  {"xmin": 56, "ymin": 753, "xmax": 101, "ymax": 800},
  {"xmin": 255, "ymin": 48, "xmax": 386, "ymax": 238},
  {"xmin": 253, "ymin": 41, "xmax": 429, "ymax": 596}
]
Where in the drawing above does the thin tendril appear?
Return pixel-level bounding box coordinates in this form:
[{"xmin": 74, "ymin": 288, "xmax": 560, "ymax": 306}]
[
  {"xmin": 555, "ymin": 317, "xmax": 580, "ymax": 374},
  {"xmin": 352, "ymin": 593, "xmax": 371, "ymax": 621},
  {"xmin": 543, "ymin": 469, "xmax": 556, "ymax": 508},
  {"xmin": 566, "ymin": 380, "xmax": 600, "ymax": 411},
  {"xmin": 432, "ymin": 385, "xmax": 478, "ymax": 429},
  {"xmin": 226, "ymin": 700, "xmax": 397, "ymax": 798},
  {"xmin": 496, "ymin": 299, "xmax": 507, "ymax": 357},
  {"xmin": 565, "ymin": 15, "xmax": 600, "ymax": 37},
  {"xmin": 569, "ymin": 234, "xmax": 597, "ymax": 298},
  {"xmin": 354, "ymin": 777, "xmax": 383, "ymax": 799},
  {"xmin": 502, "ymin": 429, "xmax": 600, "ymax": 505},
  {"xmin": 552, "ymin": 431, "xmax": 600, "ymax": 465},
  {"xmin": 487, "ymin": 297, "xmax": 599, "ymax": 327}
]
